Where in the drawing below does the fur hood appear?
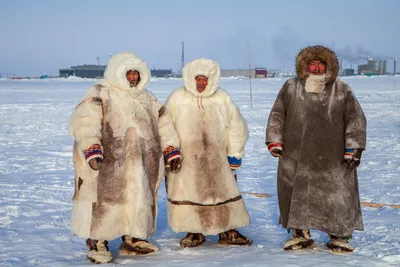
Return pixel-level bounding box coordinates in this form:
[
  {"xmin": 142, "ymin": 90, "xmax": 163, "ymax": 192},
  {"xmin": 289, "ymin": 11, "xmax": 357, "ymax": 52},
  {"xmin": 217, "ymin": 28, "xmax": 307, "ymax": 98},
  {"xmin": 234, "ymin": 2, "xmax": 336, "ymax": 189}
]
[
  {"xmin": 183, "ymin": 58, "xmax": 220, "ymax": 98},
  {"xmin": 296, "ymin": 45, "xmax": 339, "ymax": 84},
  {"xmin": 104, "ymin": 52, "xmax": 151, "ymax": 92}
]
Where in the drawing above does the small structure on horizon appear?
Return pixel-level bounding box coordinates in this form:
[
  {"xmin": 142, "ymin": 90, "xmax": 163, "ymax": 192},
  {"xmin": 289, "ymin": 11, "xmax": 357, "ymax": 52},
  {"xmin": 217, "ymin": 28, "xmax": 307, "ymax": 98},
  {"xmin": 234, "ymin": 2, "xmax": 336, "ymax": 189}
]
[
  {"xmin": 358, "ymin": 57, "xmax": 387, "ymax": 76},
  {"xmin": 59, "ymin": 65, "xmax": 106, "ymax": 78},
  {"xmin": 255, "ymin": 67, "xmax": 268, "ymax": 78}
]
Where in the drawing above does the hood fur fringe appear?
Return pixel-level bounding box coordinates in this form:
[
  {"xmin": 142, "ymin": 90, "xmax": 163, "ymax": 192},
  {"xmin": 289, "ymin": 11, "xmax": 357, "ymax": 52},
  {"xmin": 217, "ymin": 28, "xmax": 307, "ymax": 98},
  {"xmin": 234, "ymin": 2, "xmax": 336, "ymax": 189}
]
[{"xmin": 296, "ymin": 45, "xmax": 339, "ymax": 84}]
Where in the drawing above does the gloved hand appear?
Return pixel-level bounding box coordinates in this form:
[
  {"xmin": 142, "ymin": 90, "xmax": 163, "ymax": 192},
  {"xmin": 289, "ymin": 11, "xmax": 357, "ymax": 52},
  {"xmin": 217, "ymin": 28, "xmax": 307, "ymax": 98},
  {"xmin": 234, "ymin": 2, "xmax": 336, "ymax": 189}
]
[
  {"xmin": 267, "ymin": 142, "xmax": 283, "ymax": 158},
  {"xmin": 270, "ymin": 147, "xmax": 283, "ymax": 158},
  {"xmin": 89, "ymin": 157, "xmax": 103, "ymax": 170},
  {"xmin": 345, "ymin": 148, "xmax": 362, "ymax": 169},
  {"xmin": 169, "ymin": 157, "xmax": 181, "ymax": 173}
]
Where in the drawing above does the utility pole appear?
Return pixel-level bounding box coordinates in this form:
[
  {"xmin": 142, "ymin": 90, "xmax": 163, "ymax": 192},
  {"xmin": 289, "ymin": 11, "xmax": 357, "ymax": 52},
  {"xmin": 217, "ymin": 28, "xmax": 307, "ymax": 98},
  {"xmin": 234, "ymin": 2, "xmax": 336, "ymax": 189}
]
[
  {"xmin": 97, "ymin": 57, "xmax": 100, "ymax": 65},
  {"xmin": 247, "ymin": 41, "xmax": 253, "ymax": 108},
  {"xmin": 180, "ymin": 41, "xmax": 185, "ymax": 75}
]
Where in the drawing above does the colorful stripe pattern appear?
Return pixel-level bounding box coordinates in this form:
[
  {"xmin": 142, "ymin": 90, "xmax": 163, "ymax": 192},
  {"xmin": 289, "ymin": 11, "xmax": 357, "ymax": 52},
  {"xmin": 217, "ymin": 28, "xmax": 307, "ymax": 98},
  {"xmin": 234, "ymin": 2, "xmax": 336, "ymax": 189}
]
[
  {"xmin": 344, "ymin": 148, "xmax": 354, "ymax": 160},
  {"xmin": 83, "ymin": 144, "xmax": 103, "ymax": 162},
  {"xmin": 266, "ymin": 142, "xmax": 283, "ymax": 151},
  {"xmin": 228, "ymin": 156, "xmax": 242, "ymax": 169},
  {"xmin": 163, "ymin": 146, "xmax": 182, "ymax": 163}
]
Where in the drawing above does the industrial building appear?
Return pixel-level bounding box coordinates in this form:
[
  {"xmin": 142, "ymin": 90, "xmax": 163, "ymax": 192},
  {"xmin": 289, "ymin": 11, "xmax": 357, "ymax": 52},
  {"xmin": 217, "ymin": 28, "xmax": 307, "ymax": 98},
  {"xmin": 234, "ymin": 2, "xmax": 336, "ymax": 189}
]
[
  {"xmin": 59, "ymin": 65, "xmax": 174, "ymax": 78},
  {"xmin": 59, "ymin": 65, "xmax": 106, "ymax": 78},
  {"xmin": 220, "ymin": 68, "xmax": 268, "ymax": 78},
  {"xmin": 341, "ymin": 68, "xmax": 355, "ymax": 76},
  {"xmin": 358, "ymin": 57, "xmax": 387, "ymax": 76},
  {"xmin": 151, "ymin": 69, "xmax": 173, "ymax": 77},
  {"xmin": 220, "ymin": 69, "xmax": 254, "ymax": 78}
]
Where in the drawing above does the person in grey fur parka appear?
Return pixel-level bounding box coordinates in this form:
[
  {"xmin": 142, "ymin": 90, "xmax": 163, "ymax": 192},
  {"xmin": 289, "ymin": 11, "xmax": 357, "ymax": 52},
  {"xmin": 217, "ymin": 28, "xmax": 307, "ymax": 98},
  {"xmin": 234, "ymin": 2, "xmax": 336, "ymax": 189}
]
[{"xmin": 265, "ymin": 45, "xmax": 367, "ymax": 253}]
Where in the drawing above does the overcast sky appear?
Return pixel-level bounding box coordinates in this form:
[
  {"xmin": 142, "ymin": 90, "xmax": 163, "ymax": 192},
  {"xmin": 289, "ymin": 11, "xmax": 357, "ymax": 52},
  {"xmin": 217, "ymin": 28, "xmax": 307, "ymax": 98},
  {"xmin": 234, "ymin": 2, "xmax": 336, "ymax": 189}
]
[{"xmin": 1, "ymin": 0, "xmax": 399, "ymax": 76}]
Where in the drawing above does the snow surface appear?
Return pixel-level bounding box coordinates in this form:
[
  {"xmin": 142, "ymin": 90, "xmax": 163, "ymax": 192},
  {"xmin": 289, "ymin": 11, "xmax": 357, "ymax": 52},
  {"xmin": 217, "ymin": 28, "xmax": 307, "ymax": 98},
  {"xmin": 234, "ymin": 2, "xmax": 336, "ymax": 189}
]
[{"xmin": 0, "ymin": 76, "xmax": 399, "ymax": 266}]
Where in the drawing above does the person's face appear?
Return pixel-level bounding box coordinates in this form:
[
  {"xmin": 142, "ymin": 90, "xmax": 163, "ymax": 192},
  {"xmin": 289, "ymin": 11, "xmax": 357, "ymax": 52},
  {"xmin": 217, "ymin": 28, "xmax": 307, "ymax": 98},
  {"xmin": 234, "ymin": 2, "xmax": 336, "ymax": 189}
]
[
  {"xmin": 126, "ymin": 70, "xmax": 140, "ymax": 87},
  {"xmin": 195, "ymin": 75, "xmax": 208, "ymax": 93},
  {"xmin": 307, "ymin": 60, "xmax": 326, "ymax": 75}
]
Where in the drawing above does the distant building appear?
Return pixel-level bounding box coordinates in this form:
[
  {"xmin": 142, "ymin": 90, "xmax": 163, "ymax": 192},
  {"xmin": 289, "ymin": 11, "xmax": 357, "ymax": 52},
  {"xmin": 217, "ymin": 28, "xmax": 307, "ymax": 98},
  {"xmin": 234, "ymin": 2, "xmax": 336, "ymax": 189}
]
[
  {"xmin": 342, "ymin": 68, "xmax": 355, "ymax": 76},
  {"xmin": 150, "ymin": 69, "xmax": 173, "ymax": 77},
  {"xmin": 220, "ymin": 67, "xmax": 267, "ymax": 78},
  {"xmin": 72, "ymin": 65, "xmax": 106, "ymax": 78},
  {"xmin": 255, "ymin": 67, "xmax": 268, "ymax": 78},
  {"xmin": 59, "ymin": 68, "xmax": 75, "ymax": 78},
  {"xmin": 60, "ymin": 65, "xmax": 175, "ymax": 79},
  {"xmin": 267, "ymin": 69, "xmax": 296, "ymax": 78},
  {"xmin": 59, "ymin": 65, "xmax": 106, "ymax": 78},
  {"xmin": 220, "ymin": 69, "xmax": 255, "ymax": 78},
  {"xmin": 358, "ymin": 57, "xmax": 387, "ymax": 76}
]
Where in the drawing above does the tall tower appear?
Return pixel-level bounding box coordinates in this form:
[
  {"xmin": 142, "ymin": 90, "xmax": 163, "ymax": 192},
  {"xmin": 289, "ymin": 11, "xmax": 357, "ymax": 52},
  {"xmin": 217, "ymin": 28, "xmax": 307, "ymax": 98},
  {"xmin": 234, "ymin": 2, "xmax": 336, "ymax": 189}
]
[
  {"xmin": 180, "ymin": 41, "xmax": 185, "ymax": 75},
  {"xmin": 394, "ymin": 57, "xmax": 397, "ymax": 75}
]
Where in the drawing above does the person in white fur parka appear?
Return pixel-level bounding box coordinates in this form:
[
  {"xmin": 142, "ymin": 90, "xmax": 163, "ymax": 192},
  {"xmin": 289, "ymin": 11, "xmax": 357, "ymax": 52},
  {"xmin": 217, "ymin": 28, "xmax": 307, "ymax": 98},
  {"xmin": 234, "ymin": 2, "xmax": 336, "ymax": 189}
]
[
  {"xmin": 165, "ymin": 58, "xmax": 253, "ymax": 248},
  {"xmin": 69, "ymin": 52, "xmax": 182, "ymax": 264}
]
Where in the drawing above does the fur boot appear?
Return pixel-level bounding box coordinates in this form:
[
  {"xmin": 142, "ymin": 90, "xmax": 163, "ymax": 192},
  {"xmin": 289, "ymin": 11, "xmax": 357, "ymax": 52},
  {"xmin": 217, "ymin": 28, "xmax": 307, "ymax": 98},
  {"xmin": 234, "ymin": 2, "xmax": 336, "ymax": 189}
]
[
  {"xmin": 283, "ymin": 229, "xmax": 316, "ymax": 250},
  {"xmin": 86, "ymin": 239, "xmax": 112, "ymax": 264},
  {"xmin": 218, "ymin": 229, "xmax": 253, "ymax": 246},
  {"xmin": 180, "ymin": 233, "xmax": 206, "ymax": 248},
  {"xmin": 327, "ymin": 235, "xmax": 354, "ymax": 253},
  {"xmin": 119, "ymin": 235, "xmax": 159, "ymax": 256}
]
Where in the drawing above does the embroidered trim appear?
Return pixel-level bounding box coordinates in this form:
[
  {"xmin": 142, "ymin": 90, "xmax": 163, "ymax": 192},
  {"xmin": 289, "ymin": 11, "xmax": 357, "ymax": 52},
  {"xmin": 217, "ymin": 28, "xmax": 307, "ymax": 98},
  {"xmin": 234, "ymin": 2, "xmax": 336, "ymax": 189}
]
[
  {"xmin": 228, "ymin": 156, "xmax": 242, "ymax": 169},
  {"xmin": 344, "ymin": 148, "xmax": 354, "ymax": 160},
  {"xmin": 163, "ymin": 146, "xmax": 182, "ymax": 163},
  {"xmin": 83, "ymin": 144, "xmax": 103, "ymax": 160}
]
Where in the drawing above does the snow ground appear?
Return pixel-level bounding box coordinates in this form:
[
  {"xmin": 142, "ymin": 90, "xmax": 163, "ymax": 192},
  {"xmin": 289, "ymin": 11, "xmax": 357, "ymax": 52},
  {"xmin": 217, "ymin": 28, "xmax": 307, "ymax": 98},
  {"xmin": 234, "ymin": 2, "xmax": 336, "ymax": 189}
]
[{"xmin": 0, "ymin": 76, "xmax": 399, "ymax": 266}]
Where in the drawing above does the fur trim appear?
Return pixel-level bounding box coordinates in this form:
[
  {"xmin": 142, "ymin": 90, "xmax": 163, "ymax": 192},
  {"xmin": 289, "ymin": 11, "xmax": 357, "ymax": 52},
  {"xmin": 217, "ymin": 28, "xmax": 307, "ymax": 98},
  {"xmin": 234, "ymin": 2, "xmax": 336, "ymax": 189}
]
[
  {"xmin": 305, "ymin": 74, "xmax": 326, "ymax": 93},
  {"xmin": 104, "ymin": 52, "xmax": 150, "ymax": 92},
  {"xmin": 167, "ymin": 198, "xmax": 250, "ymax": 235},
  {"xmin": 296, "ymin": 45, "xmax": 339, "ymax": 84},
  {"xmin": 183, "ymin": 58, "xmax": 220, "ymax": 98}
]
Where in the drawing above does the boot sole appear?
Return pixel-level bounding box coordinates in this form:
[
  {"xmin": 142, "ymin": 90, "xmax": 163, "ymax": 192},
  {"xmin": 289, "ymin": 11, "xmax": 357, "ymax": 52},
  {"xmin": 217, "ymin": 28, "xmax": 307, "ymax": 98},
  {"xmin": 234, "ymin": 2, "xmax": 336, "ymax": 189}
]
[
  {"xmin": 284, "ymin": 239, "xmax": 316, "ymax": 251},
  {"xmin": 119, "ymin": 249, "xmax": 157, "ymax": 256},
  {"xmin": 87, "ymin": 256, "xmax": 112, "ymax": 264},
  {"xmin": 218, "ymin": 239, "xmax": 253, "ymax": 247},
  {"xmin": 326, "ymin": 243, "xmax": 353, "ymax": 254},
  {"xmin": 180, "ymin": 239, "xmax": 206, "ymax": 248},
  {"xmin": 119, "ymin": 243, "xmax": 157, "ymax": 256}
]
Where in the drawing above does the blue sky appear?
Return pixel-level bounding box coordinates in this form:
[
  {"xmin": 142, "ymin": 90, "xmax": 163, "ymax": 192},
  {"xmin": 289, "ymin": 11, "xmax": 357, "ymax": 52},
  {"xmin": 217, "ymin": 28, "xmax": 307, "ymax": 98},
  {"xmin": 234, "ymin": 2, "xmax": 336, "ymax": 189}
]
[{"xmin": 1, "ymin": 0, "xmax": 399, "ymax": 76}]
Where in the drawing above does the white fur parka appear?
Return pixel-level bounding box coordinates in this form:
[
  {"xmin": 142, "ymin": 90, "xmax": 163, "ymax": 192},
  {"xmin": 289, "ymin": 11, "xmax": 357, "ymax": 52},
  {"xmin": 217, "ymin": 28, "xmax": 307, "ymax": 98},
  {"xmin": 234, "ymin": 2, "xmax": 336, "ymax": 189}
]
[
  {"xmin": 165, "ymin": 58, "xmax": 250, "ymax": 235},
  {"xmin": 69, "ymin": 52, "xmax": 180, "ymax": 240}
]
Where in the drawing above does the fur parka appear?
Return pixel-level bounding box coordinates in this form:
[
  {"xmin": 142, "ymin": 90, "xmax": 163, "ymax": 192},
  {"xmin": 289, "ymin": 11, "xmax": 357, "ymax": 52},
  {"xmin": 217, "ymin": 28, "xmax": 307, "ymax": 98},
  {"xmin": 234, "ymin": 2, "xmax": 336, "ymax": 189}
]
[
  {"xmin": 69, "ymin": 52, "xmax": 180, "ymax": 240},
  {"xmin": 266, "ymin": 46, "xmax": 367, "ymax": 237},
  {"xmin": 165, "ymin": 58, "xmax": 250, "ymax": 235}
]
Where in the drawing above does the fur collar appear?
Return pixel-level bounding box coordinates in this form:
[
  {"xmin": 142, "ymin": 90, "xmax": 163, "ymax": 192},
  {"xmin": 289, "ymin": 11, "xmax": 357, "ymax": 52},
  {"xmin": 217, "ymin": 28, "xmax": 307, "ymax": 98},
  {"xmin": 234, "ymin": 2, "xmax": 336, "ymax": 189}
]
[{"xmin": 305, "ymin": 74, "xmax": 326, "ymax": 93}]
